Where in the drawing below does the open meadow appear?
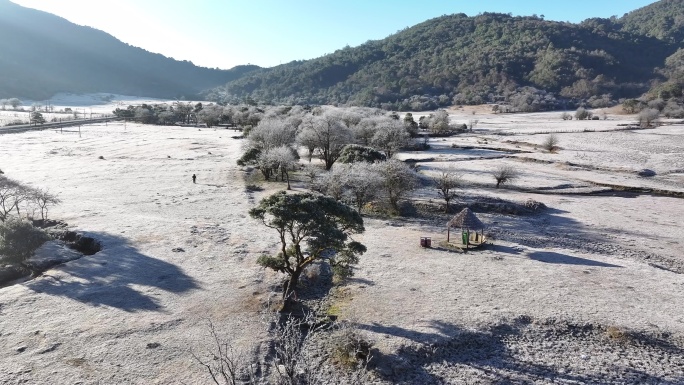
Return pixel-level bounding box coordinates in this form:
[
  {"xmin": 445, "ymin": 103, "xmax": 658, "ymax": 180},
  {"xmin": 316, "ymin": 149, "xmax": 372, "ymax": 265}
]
[{"xmin": 1, "ymin": 107, "xmax": 683, "ymax": 384}]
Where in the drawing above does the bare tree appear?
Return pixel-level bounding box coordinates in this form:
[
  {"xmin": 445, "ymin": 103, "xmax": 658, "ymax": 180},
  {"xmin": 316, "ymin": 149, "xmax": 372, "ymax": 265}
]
[
  {"xmin": 433, "ymin": 169, "xmax": 462, "ymax": 213},
  {"xmin": 0, "ymin": 176, "xmax": 26, "ymax": 221},
  {"xmin": 541, "ymin": 134, "xmax": 559, "ymax": 153},
  {"xmin": 269, "ymin": 146, "xmax": 298, "ymax": 190},
  {"xmin": 194, "ymin": 310, "xmax": 372, "ymax": 385},
  {"xmin": 492, "ymin": 165, "xmax": 518, "ymax": 188},
  {"xmin": 192, "ymin": 320, "xmax": 255, "ymax": 385},
  {"xmin": 32, "ymin": 188, "xmax": 61, "ymax": 221}
]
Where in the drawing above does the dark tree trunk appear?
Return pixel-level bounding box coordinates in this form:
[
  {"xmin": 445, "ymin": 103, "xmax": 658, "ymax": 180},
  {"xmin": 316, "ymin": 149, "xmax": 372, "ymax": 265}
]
[{"xmin": 281, "ymin": 269, "xmax": 302, "ymax": 312}]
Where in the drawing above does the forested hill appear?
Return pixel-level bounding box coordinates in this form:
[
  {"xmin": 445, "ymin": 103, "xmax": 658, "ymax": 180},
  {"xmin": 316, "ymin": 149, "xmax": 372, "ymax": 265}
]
[
  {"xmin": 0, "ymin": 0, "xmax": 259, "ymax": 100},
  {"xmin": 620, "ymin": 0, "xmax": 684, "ymax": 43},
  {"xmin": 210, "ymin": 1, "xmax": 682, "ymax": 110}
]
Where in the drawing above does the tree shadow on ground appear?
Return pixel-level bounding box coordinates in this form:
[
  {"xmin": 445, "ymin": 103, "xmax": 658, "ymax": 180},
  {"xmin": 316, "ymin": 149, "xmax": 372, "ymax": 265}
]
[
  {"xmin": 485, "ymin": 244, "xmax": 523, "ymax": 255},
  {"xmin": 28, "ymin": 232, "xmax": 199, "ymax": 312},
  {"xmin": 527, "ymin": 251, "xmax": 623, "ymax": 268},
  {"xmin": 365, "ymin": 319, "xmax": 684, "ymax": 385},
  {"xmin": 489, "ymin": 208, "xmax": 613, "ymax": 253},
  {"xmin": 346, "ymin": 277, "xmax": 375, "ymax": 286}
]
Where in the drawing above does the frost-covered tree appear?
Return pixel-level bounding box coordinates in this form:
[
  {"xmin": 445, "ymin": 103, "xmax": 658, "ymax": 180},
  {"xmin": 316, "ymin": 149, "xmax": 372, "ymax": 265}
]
[
  {"xmin": 174, "ymin": 102, "xmax": 194, "ymax": 124},
  {"xmin": 0, "ymin": 176, "xmax": 30, "ymax": 221},
  {"xmin": 575, "ymin": 107, "xmax": 592, "ymax": 120},
  {"xmin": 264, "ymin": 146, "xmax": 298, "ymax": 189},
  {"xmin": 248, "ymin": 118, "xmax": 297, "ymax": 151},
  {"xmin": 197, "ymin": 104, "xmax": 223, "ymax": 128},
  {"xmin": 32, "ymin": 188, "xmax": 60, "ymax": 221},
  {"xmin": 296, "ymin": 112, "xmax": 353, "ymax": 170},
  {"xmin": 353, "ymin": 117, "xmax": 380, "ymax": 146},
  {"xmin": 315, "ymin": 165, "xmax": 348, "ymax": 201},
  {"xmin": 638, "ymin": 108, "xmax": 660, "ymax": 127},
  {"xmin": 426, "ymin": 110, "xmax": 450, "ymax": 133},
  {"xmin": 377, "ymin": 159, "xmax": 419, "ymax": 211},
  {"xmin": 542, "ymin": 134, "xmax": 560, "ymax": 152},
  {"xmin": 344, "ymin": 162, "xmax": 382, "ymax": 213},
  {"xmin": 371, "ymin": 118, "xmax": 410, "ymax": 158},
  {"xmin": 8, "ymin": 98, "xmax": 21, "ymax": 109}
]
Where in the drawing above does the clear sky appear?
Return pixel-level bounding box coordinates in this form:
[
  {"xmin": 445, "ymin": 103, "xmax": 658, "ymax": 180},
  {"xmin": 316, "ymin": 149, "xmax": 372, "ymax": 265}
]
[{"xmin": 12, "ymin": 0, "xmax": 657, "ymax": 70}]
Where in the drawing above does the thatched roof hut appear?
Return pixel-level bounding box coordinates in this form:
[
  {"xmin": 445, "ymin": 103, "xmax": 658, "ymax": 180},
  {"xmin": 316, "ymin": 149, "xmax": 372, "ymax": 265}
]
[
  {"xmin": 448, "ymin": 208, "xmax": 484, "ymax": 230},
  {"xmin": 447, "ymin": 208, "xmax": 486, "ymax": 247}
]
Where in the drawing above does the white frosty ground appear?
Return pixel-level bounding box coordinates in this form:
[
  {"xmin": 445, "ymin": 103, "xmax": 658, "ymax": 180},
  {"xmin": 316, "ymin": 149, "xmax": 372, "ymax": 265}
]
[
  {"xmin": 0, "ymin": 111, "xmax": 683, "ymax": 383},
  {"xmin": 1, "ymin": 93, "xmax": 206, "ymax": 126}
]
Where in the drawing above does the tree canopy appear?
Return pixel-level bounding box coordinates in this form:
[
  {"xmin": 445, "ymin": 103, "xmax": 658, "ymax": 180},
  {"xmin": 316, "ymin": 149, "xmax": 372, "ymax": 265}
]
[{"xmin": 249, "ymin": 192, "xmax": 366, "ymax": 302}]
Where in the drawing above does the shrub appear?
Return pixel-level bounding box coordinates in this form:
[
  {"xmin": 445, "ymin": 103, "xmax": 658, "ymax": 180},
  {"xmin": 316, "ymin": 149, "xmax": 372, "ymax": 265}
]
[
  {"xmin": 606, "ymin": 326, "xmax": 628, "ymax": 341},
  {"xmin": 0, "ymin": 218, "xmax": 50, "ymax": 266},
  {"xmin": 331, "ymin": 324, "xmax": 373, "ymax": 369},
  {"xmin": 574, "ymin": 107, "xmax": 592, "ymax": 120},
  {"xmin": 492, "ymin": 165, "xmax": 518, "ymax": 188},
  {"xmin": 337, "ymin": 144, "xmax": 386, "ymax": 164},
  {"xmin": 524, "ymin": 199, "xmax": 546, "ymax": 211},
  {"xmin": 638, "ymin": 108, "xmax": 660, "ymax": 127}
]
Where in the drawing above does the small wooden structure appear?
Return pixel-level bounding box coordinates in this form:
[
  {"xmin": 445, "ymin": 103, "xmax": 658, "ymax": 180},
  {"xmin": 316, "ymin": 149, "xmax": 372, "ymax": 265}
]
[{"xmin": 447, "ymin": 208, "xmax": 486, "ymax": 249}]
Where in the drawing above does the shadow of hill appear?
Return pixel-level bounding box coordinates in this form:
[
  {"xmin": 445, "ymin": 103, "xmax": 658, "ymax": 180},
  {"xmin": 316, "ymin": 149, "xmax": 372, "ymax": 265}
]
[
  {"xmin": 29, "ymin": 232, "xmax": 199, "ymax": 312},
  {"xmin": 367, "ymin": 320, "xmax": 684, "ymax": 385},
  {"xmin": 527, "ymin": 251, "xmax": 623, "ymax": 268}
]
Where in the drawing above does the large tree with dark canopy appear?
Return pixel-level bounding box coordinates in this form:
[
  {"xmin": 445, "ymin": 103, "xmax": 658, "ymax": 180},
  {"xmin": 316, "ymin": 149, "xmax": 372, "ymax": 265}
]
[{"xmin": 249, "ymin": 192, "xmax": 366, "ymax": 306}]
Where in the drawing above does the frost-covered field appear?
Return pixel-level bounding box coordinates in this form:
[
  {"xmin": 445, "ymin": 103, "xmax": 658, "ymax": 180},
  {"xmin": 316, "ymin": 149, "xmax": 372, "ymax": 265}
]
[
  {"xmin": 0, "ymin": 93, "xmax": 192, "ymax": 126},
  {"xmin": 0, "ymin": 108, "xmax": 683, "ymax": 384}
]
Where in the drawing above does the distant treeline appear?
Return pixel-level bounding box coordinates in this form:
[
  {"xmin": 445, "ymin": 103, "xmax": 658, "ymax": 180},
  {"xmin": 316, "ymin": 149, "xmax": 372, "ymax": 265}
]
[{"xmin": 207, "ymin": 1, "xmax": 684, "ymax": 111}]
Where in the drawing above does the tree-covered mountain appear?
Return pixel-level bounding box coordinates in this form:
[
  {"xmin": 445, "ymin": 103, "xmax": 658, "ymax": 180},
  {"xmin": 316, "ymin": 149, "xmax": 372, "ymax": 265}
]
[
  {"xmin": 0, "ymin": 0, "xmax": 259, "ymax": 100},
  {"xmin": 210, "ymin": 1, "xmax": 682, "ymax": 110},
  {"xmin": 620, "ymin": 0, "xmax": 684, "ymax": 44}
]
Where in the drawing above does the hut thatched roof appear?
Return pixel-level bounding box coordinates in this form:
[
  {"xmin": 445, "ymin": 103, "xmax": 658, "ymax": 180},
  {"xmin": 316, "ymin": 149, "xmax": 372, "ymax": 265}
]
[{"xmin": 448, "ymin": 208, "xmax": 484, "ymax": 230}]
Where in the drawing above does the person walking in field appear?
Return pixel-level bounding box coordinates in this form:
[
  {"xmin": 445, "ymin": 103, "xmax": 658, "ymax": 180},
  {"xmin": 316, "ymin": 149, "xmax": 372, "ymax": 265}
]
[{"xmin": 192, "ymin": 174, "xmax": 196, "ymax": 184}]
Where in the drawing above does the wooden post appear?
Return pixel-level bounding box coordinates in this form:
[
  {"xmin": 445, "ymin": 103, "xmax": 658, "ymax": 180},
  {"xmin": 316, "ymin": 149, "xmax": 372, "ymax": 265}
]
[{"xmin": 447, "ymin": 226, "xmax": 450, "ymax": 243}]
